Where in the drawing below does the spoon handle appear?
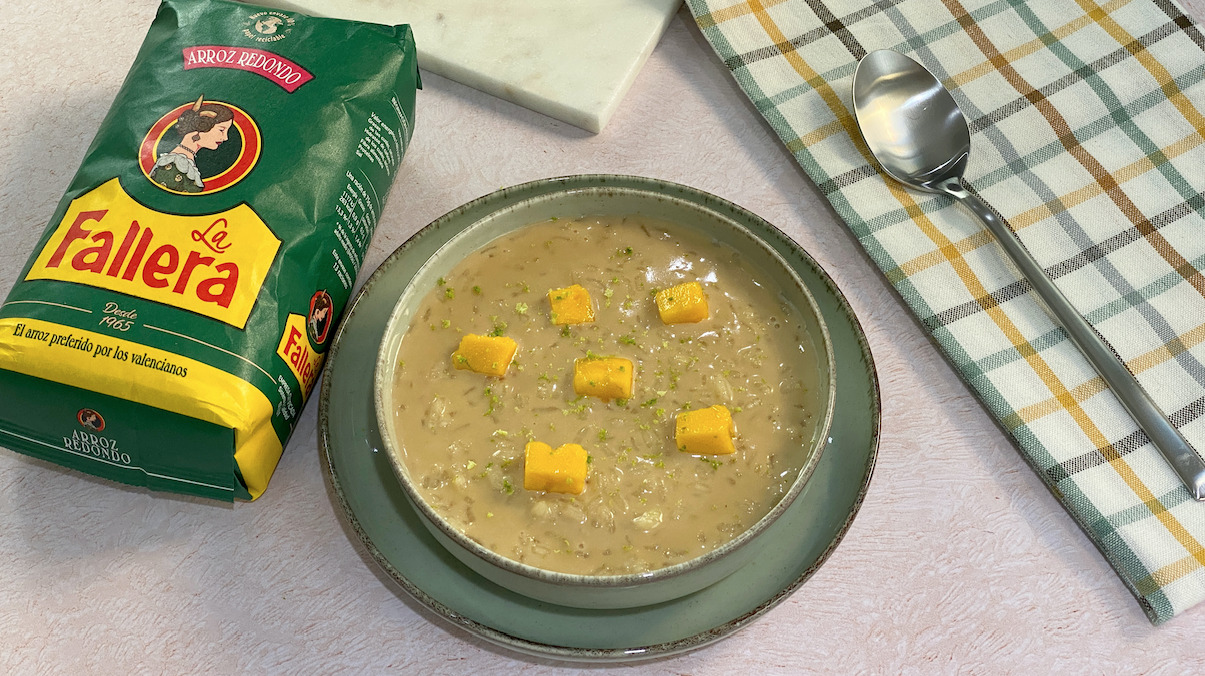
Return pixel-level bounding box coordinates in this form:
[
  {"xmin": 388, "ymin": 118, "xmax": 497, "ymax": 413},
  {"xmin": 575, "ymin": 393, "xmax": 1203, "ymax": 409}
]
[{"xmin": 946, "ymin": 181, "xmax": 1205, "ymax": 500}]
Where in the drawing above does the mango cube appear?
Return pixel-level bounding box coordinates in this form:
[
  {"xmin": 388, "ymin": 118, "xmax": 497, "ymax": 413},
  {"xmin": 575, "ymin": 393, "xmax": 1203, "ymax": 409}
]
[
  {"xmin": 450, "ymin": 334, "xmax": 517, "ymax": 377},
  {"xmin": 548, "ymin": 284, "xmax": 595, "ymax": 325},
  {"xmin": 675, "ymin": 405, "xmax": 736, "ymax": 455},
  {"xmin": 655, "ymin": 281, "xmax": 709, "ymax": 324},
  {"xmin": 524, "ymin": 441, "xmax": 588, "ymax": 494},
  {"xmin": 655, "ymin": 279, "xmax": 708, "ymax": 320},
  {"xmin": 573, "ymin": 356, "xmax": 633, "ymax": 401}
]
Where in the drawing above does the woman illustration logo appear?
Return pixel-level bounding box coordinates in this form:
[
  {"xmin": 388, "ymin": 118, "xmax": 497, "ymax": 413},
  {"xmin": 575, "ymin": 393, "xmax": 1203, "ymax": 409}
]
[
  {"xmin": 139, "ymin": 95, "xmax": 261, "ymax": 195},
  {"xmin": 308, "ymin": 290, "xmax": 334, "ymax": 345},
  {"xmin": 77, "ymin": 408, "xmax": 105, "ymax": 432},
  {"xmin": 150, "ymin": 96, "xmax": 232, "ymax": 193}
]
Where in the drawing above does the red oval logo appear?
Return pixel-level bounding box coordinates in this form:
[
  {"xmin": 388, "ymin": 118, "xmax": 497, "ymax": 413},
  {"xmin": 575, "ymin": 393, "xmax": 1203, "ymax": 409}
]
[
  {"xmin": 77, "ymin": 408, "xmax": 105, "ymax": 432},
  {"xmin": 308, "ymin": 290, "xmax": 334, "ymax": 345},
  {"xmin": 139, "ymin": 97, "xmax": 261, "ymax": 195}
]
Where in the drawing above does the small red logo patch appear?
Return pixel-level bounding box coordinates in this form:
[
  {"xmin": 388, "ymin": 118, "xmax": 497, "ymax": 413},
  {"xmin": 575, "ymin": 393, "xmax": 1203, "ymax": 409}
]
[
  {"xmin": 77, "ymin": 408, "xmax": 105, "ymax": 432},
  {"xmin": 308, "ymin": 290, "xmax": 334, "ymax": 345}
]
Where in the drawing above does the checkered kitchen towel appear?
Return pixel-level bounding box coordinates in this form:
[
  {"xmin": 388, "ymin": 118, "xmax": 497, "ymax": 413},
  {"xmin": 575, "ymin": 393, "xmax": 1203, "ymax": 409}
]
[{"xmin": 685, "ymin": 0, "xmax": 1205, "ymax": 622}]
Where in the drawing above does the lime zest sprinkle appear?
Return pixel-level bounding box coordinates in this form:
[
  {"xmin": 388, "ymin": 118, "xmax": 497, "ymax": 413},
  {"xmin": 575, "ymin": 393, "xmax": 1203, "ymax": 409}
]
[{"xmin": 484, "ymin": 387, "xmax": 500, "ymax": 416}]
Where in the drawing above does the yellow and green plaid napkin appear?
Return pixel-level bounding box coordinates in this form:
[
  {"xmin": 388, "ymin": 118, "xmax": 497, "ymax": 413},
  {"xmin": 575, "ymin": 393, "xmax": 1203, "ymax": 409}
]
[{"xmin": 686, "ymin": 0, "xmax": 1205, "ymax": 623}]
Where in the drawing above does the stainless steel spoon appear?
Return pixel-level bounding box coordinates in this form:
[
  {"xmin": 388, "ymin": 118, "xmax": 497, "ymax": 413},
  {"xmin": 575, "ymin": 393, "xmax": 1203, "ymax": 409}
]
[{"xmin": 851, "ymin": 49, "xmax": 1205, "ymax": 500}]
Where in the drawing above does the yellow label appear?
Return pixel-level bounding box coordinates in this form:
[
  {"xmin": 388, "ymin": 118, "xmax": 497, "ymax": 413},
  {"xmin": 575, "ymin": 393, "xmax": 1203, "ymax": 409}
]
[
  {"xmin": 25, "ymin": 179, "xmax": 281, "ymax": 329},
  {"xmin": 0, "ymin": 317, "xmax": 282, "ymax": 499},
  {"xmin": 276, "ymin": 313, "xmax": 324, "ymax": 401}
]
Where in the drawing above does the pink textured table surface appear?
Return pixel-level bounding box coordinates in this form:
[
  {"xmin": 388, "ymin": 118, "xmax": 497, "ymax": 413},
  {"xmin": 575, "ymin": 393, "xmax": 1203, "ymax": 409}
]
[{"xmin": 1, "ymin": 1, "xmax": 1204, "ymax": 672}]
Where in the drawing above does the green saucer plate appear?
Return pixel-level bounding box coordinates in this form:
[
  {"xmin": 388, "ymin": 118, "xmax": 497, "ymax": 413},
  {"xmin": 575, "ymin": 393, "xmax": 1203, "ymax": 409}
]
[{"xmin": 318, "ymin": 175, "xmax": 880, "ymax": 662}]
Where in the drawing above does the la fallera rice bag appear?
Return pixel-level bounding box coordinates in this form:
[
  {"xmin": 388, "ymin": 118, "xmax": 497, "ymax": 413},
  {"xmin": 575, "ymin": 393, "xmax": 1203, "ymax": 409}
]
[{"xmin": 0, "ymin": 0, "xmax": 420, "ymax": 500}]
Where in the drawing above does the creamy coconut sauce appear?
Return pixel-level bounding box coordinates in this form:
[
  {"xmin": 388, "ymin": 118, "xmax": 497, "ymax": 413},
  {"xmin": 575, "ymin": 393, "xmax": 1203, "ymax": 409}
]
[{"xmin": 389, "ymin": 216, "xmax": 823, "ymax": 575}]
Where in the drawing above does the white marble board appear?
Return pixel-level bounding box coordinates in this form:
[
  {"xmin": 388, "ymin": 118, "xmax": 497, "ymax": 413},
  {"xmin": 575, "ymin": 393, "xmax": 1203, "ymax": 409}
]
[{"xmin": 266, "ymin": 0, "xmax": 683, "ymax": 132}]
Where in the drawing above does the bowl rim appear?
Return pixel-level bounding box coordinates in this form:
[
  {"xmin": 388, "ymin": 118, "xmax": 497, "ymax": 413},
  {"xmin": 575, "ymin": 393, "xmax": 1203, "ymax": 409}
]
[{"xmin": 372, "ymin": 174, "xmax": 838, "ymax": 591}]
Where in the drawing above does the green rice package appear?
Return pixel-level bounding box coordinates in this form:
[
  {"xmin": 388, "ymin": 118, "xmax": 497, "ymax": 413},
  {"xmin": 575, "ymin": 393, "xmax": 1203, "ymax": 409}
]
[{"xmin": 0, "ymin": 0, "xmax": 420, "ymax": 500}]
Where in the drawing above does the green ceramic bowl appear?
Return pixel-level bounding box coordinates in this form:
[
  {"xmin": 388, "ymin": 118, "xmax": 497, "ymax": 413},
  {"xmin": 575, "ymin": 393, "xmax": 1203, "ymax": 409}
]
[{"xmin": 373, "ymin": 175, "xmax": 836, "ymax": 609}]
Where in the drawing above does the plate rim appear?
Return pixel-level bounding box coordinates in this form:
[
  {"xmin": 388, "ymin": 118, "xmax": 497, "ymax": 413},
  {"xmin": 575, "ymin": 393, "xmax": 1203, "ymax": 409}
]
[{"xmin": 317, "ymin": 174, "xmax": 881, "ymax": 662}]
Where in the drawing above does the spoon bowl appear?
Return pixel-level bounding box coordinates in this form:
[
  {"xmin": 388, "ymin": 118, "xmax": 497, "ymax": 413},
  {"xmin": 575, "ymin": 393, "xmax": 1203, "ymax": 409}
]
[
  {"xmin": 852, "ymin": 50, "xmax": 969, "ymax": 193},
  {"xmin": 851, "ymin": 49, "xmax": 1205, "ymax": 499}
]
